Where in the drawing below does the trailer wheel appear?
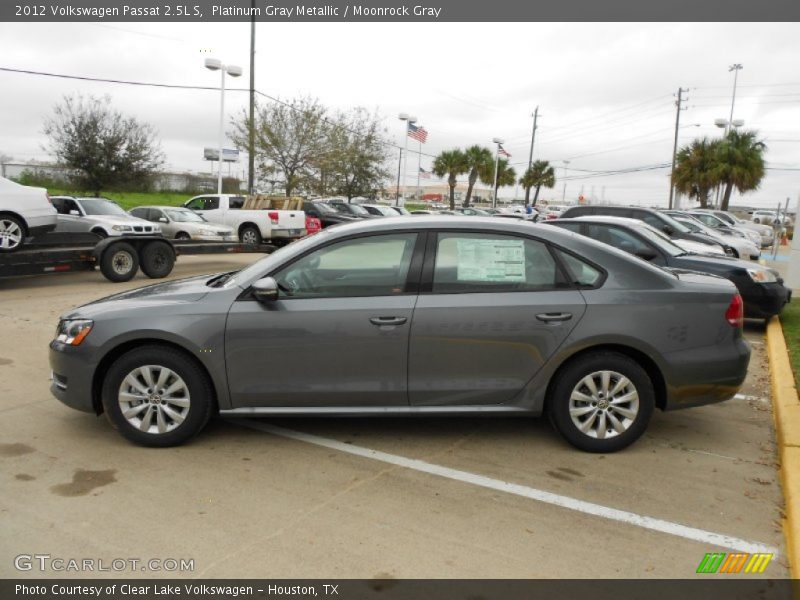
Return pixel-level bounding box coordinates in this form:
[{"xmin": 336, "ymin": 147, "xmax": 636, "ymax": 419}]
[
  {"xmin": 139, "ymin": 241, "xmax": 175, "ymax": 279},
  {"xmin": 100, "ymin": 242, "xmax": 139, "ymax": 282}
]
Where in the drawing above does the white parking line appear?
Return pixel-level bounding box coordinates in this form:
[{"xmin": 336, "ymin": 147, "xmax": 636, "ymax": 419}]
[
  {"xmin": 734, "ymin": 393, "xmax": 768, "ymax": 402},
  {"xmin": 235, "ymin": 419, "xmax": 779, "ymax": 555}
]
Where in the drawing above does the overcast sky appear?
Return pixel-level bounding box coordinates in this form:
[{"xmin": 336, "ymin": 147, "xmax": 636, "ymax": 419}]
[{"xmin": 0, "ymin": 21, "xmax": 798, "ymax": 208}]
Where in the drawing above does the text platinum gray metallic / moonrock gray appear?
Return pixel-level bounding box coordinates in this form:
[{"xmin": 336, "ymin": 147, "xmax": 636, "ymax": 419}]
[{"xmin": 49, "ymin": 216, "xmax": 750, "ymax": 452}]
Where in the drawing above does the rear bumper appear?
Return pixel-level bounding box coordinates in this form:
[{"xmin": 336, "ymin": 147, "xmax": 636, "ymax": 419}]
[
  {"xmin": 270, "ymin": 228, "xmax": 306, "ymax": 239},
  {"xmin": 663, "ymin": 336, "xmax": 751, "ymax": 410}
]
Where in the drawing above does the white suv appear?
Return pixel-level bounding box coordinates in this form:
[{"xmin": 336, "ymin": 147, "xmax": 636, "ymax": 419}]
[{"xmin": 0, "ymin": 176, "xmax": 57, "ymax": 252}]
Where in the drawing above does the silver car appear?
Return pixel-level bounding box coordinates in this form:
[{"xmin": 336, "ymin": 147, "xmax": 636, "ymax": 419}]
[
  {"xmin": 129, "ymin": 206, "xmax": 236, "ymax": 241},
  {"xmin": 51, "ymin": 196, "xmax": 161, "ymax": 238},
  {"xmin": 49, "ymin": 217, "xmax": 750, "ymax": 452}
]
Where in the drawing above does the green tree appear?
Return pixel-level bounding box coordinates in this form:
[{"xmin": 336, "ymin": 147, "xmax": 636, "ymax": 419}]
[
  {"xmin": 714, "ymin": 130, "xmax": 767, "ymax": 211},
  {"xmin": 519, "ymin": 160, "xmax": 556, "ymax": 206},
  {"xmin": 479, "ymin": 158, "xmax": 516, "ymax": 204},
  {"xmin": 43, "ymin": 94, "xmax": 164, "ymax": 196},
  {"xmin": 231, "ymin": 96, "xmax": 328, "ymax": 196},
  {"xmin": 321, "ymin": 108, "xmax": 391, "ymax": 201},
  {"xmin": 462, "ymin": 145, "xmax": 493, "ymax": 207},
  {"xmin": 672, "ymin": 138, "xmax": 720, "ymax": 208},
  {"xmin": 431, "ymin": 149, "xmax": 467, "ymax": 210}
]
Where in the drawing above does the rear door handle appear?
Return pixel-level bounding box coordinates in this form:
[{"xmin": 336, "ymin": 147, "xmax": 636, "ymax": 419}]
[
  {"xmin": 536, "ymin": 312, "xmax": 573, "ymax": 323},
  {"xmin": 369, "ymin": 316, "xmax": 408, "ymax": 327}
]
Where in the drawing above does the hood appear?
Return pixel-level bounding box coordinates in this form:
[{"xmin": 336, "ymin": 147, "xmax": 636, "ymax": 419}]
[
  {"xmin": 674, "ymin": 239, "xmax": 724, "ymax": 256},
  {"xmin": 62, "ymin": 274, "xmax": 214, "ymax": 319},
  {"xmin": 678, "ymin": 252, "xmax": 774, "ymax": 275}
]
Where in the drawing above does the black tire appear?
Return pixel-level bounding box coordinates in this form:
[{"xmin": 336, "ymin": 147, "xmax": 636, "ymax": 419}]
[
  {"xmin": 0, "ymin": 214, "xmax": 26, "ymax": 253},
  {"xmin": 240, "ymin": 225, "xmax": 262, "ymax": 245},
  {"xmin": 99, "ymin": 242, "xmax": 139, "ymax": 282},
  {"xmin": 101, "ymin": 345, "xmax": 214, "ymax": 447},
  {"xmin": 549, "ymin": 351, "xmax": 655, "ymax": 453},
  {"xmin": 175, "ymin": 232, "xmax": 191, "ymax": 240},
  {"xmin": 139, "ymin": 241, "xmax": 175, "ymax": 279}
]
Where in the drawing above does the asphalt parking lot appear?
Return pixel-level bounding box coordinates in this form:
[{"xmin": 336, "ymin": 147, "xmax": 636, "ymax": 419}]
[{"xmin": 0, "ymin": 254, "xmax": 790, "ymax": 578}]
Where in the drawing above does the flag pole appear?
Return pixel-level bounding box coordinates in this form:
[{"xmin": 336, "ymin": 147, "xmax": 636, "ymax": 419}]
[
  {"xmin": 416, "ymin": 139, "xmax": 422, "ymax": 202},
  {"xmin": 402, "ymin": 123, "xmax": 411, "ymax": 206},
  {"xmin": 492, "ymin": 144, "xmax": 500, "ymax": 208}
]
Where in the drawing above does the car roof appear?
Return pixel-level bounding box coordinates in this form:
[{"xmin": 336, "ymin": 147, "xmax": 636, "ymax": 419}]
[{"xmin": 554, "ymin": 215, "xmax": 648, "ymax": 227}]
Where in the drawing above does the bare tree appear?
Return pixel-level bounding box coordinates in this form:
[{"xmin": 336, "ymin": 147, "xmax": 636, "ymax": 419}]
[{"xmin": 43, "ymin": 94, "xmax": 164, "ymax": 196}]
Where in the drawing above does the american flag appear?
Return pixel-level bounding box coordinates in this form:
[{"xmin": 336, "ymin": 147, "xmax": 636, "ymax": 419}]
[
  {"xmin": 419, "ymin": 167, "xmax": 431, "ymax": 179},
  {"xmin": 498, "ymin": 144, "xmax": 511, "ymax": 158},
  {"xmin": 408, "ymin": 123, "xmax": 428, "ymax": 143}
]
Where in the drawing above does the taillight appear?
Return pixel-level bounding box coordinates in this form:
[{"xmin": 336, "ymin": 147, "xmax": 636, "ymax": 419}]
[
  {"xmin": 725, "ymin": 293, "xmax": 744, "ymax": 327},
  {"xmin": 267, "ymin": 211, "xmax": 279, "ymax": 225}
]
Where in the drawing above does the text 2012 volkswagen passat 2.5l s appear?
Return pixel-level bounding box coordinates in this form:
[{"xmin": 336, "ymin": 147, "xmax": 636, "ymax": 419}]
[{"xmin": 49, "ymin": 217, "xmax": 750, "ymax": 453}]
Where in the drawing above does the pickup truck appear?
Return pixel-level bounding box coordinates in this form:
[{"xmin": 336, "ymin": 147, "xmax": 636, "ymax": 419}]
[{"xmin": 183, "ymin": 194, "xmax": 306, "ymax": 245}]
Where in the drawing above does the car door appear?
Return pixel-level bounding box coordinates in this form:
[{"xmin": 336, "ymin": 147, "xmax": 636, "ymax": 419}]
[
  {"xmin": 408, "ymin": 230, "xmax": 587, "ymax": 406},
  {"xmin": 54, "ymin": 198, "xmax": 86, "ymax": 233},
  {"xmin": 148, "ymin": 208, "xmax": 175, "ymax": 237},
  {"xmin": 225, "ymin": 232, "xmax": 423, "ymax": 407}
]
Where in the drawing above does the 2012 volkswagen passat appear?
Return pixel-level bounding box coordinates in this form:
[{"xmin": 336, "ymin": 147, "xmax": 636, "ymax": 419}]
[{"xmin": 50, "ymin": 217, "xmax": 750, "ymax": 452}]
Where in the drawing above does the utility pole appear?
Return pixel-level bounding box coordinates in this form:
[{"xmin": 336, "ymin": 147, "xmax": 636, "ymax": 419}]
[
  {"xmin": 524, "ymin": 106, "xmax": 539, "ymax": 204},
  {"xmin": 247, "ymin": 1, "xmax": 256, "ymax": 195},
  {"xmin": 668, "ymin": 87, "xmax": 689, "ymax": 210},
  {"xmin": 395, "ymin": 149, "xmax": 403, "ymax": 206}
]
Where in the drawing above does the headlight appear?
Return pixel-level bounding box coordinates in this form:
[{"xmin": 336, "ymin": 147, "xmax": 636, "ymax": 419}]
[
  {"xmin": 747, "ymin": 269, "xmax": 777, "ymax": 283},
  {"xmin": 198, "ymin": 229, "xmax": 216, "ymax": 236},
  {"xmin": 112, "ymin": 225, "xmax": 132, "ymax": 232},
  {"xmin": 55, "ymin": 319, "xmax": 94, "ymax": 346}
]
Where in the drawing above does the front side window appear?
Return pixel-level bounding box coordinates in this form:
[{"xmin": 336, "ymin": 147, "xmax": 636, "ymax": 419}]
[
  {"xmin": 273, "ymin": 233, "xmax": 418, "ymax": 299},
  {"xmin": 432, "ymin": 233, "xmax": 567, "ymax": 293},
  {"xmin": 185, "ymin": 197, "xmax": 205, "ymax": 211},
  {"xmin": 587, "ymin": 224, "xmax": 652, "ymax": 256}
]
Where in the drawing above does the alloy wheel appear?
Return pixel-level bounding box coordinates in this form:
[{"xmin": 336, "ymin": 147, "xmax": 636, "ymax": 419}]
[
  {"xmin": 118, "ymin": 365, "xmax": 191, "ymax": 434},
  {"xmin": 568, "ymin": 370, "xmax": 639, "ymax": 440}
]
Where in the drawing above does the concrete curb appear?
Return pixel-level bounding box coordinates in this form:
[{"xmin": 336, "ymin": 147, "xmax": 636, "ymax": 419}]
[{"xmin": 766, "ymin": 317, "xmax": 800, "ymax": 578}]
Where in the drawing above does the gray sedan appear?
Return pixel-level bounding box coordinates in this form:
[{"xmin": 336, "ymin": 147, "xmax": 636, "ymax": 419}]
[
  {"xmin": 129, "ymin": 206, "xmax": 236, "ymax": 241},
  {"xmin": 50, "ymin": 196, "xmax": 161, "ymax": 237},
  {"xmin": 49, "ymin": 217, "xmax": 750, "ymax": 452}
]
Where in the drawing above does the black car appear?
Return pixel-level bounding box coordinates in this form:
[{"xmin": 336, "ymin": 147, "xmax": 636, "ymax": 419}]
[
  {"xmin": 560, "ymin": 205, "xmax": 732, "ymax": 256},
  {"xmin": 301, "ymin": 201, "xmax": 358, "ymax": 229},
  {"xmin": 330, "ymin": 202, "xmax": 376, "ymax": 219},
  {"xmin": 551, "ymin": 216, "xmax": 791, "ymax": 320}
]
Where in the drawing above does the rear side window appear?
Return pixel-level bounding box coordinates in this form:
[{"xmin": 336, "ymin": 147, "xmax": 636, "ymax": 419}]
[
  {"xmin": 228, "ymin": 196, "xmax": 246, "ymax": 209},
  {"xmin": 554, "ymin": 249, "xmax": 603, "ymax": 288},
  {"xmin": 432, "ymin": 232, "xmax": 568, "ymax": 293}
]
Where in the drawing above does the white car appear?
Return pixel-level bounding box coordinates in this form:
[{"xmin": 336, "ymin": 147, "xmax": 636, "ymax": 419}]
[
  {"xmin": 694, "ymin": 209, "xmax": 774, "ymax": 248},
  {"xmin": 129, "ymin": 206, "xmax": 236, "ymax": 241},
  {"xmin": 0, "ymin": 176, "xmax": 57, "ymax": 251},
  {"xmin": 544, "ymin": 205, "xmax": 568, "ymax": 220},
  {"xmin": 752, "ymin": 210, "xmax": 792, "ymax": 226},
  {"xmin": 671, "ymin": 214, "xmax": 759, "ymax": 260},
  {"xmin": 50, "ymin": 196, "xmax": 161, "ymax": 238}
]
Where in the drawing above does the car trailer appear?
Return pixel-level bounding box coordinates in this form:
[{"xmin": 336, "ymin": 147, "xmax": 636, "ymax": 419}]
[{"xmin": 0, "ymin": 233, "xmax": 276, "ymax": 283}]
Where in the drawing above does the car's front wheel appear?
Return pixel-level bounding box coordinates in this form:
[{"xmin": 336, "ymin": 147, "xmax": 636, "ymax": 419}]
[
  {"xmin": 549, "ymin": 351, "xmax": 654, "ymax": 453},
  {"xmin": 101, "ymin": 346, "xmax": 214, "ymax": 447}
]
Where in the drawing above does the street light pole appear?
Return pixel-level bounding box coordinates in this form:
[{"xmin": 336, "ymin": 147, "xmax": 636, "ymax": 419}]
[
  {"xmin": 561, "ymin": 160, "xmax": 570, "ymax": 202},
  {"xmin": 491, "ymin": 137, "xmax": 503, "ymax": 208},
  {"xmin": 727, "ymin": 64, "xmax": 743, "ymax": 135},
  {"xmin": 205, "ymin": 58, "xmax": 242, "ymax": 195},
  {"xmin": 398, "ymin": 113, "xmax": 416, "ymax": 206},
  {"xmin": 668, "ymin": 87, "xmax": 688, "ymax": 210}
]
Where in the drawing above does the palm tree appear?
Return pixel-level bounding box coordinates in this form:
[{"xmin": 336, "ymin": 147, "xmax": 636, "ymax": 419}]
[
  {"xmin": 479, "ymin": 158, "xmax": 516, "ymax": 205},
  {"xmin": 672, "ymin": 138, "xmax": 720, "ymax": 209},
  {"xmin": 431, "ymin": 149, "xmax": 467, "ymax": 210},
  {"xmin": 519, "ymin": 160, "xmax": 556, "ymax": 206},
  {"xmin": 462, "ymin": 145, "xmax": 493, "ymax": 207},
  {"xmin": 714, "ymin": 130, "xmax": 767, "ymax": 211}
]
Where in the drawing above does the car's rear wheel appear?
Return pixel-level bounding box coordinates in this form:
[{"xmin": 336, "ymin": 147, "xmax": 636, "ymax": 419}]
[
  {"xmin": 0, "ymin": 215, "xmax": 25, "ymax": 252},
  {"xmin": 550, "ymin": 352, "xmax": 654, "ymax": 453},
  {"xmin": 240, "ymin": 225, "xmax": 262, "ymax": 245},
  {"xmin": 101, "ymin": 346, "xmax": 214, "ymax": 447}
]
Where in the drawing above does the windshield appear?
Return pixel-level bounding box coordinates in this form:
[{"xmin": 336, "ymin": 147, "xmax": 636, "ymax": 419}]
[
  {"xmin": 659, "ymin": 212, "xmax": 691, "ymax": 234},
  {"xmin": 336, "ymin": 203, "xmax": 369, "ymax": 216},
  {"xmin": 634, "ymin": 223, "xmax": 688, "ymax": 257},
  {"xmin": 166, "ymin": 209, "xmax": 206, "ymax": 223},
  {"xmin": 675, "ymin": 216, "xmax": 716, "ymax": 236},
  {"xmin": 312, "ymin": 202, "xmax": 338, "ymax": 215},
  {"xmin": 392, "ymin": 207, "xmax": 410, "ymax": 215},
  {"xmin": 77, "ymin": 198, "xmax": 128, "ymax": 216}
]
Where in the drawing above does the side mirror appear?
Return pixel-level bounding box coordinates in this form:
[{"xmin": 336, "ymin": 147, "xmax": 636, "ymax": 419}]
[
  {"xmin": 634, "ymin": 248, "xmax": 658, "ymax": 261},
  {"xmin": 159, "ymin": 217, "xmax": 168, "ymax": 223},
  {"xmin": 69, "ymin": 210, "xmax": 80, "ymax": 216},
  {"xmin": 662, "ymin": 225, "xmax": 674, "ymax": 236},
  {"xmin": 252, "ymin": 277, "xmax": 279, "ymax": 302}
]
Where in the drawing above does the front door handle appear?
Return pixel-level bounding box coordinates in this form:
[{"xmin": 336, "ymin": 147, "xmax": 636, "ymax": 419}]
[
  {"xmin": 536, "ymin": 312, "xmax": 573, "ymax": 323},
  {"xmin": 369, "ymin": 316, "xmax": 408, "ymax": 327}
]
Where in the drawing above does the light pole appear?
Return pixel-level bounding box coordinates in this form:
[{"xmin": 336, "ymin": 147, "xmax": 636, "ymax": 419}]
[
  {"xmin": 205, "ymin": 58, "xmax": 242, "ymax": 194},
  {"xmin": 728, "ymin": 64, "xmax": 743, "ymax": 135},
  {"xmin": 398, "ymin": 113, "xmax": 416, "ymax": 206},
  {"xmin": 491, "ymin": 137, "xmax": 504, "ymax": 208},
  {"xmin": 561, "ymin": 160, "xmax": 570, "ymax": 202}
]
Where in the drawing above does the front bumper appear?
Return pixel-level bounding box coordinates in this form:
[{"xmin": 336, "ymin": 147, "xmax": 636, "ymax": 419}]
[
  {"xmin": 743, "ymin": 283, "xmax": 792, "ymax": 319},
  {"xmin": 193, "ymin": 234, "xmax": 237, "ymax": 242},
  {"xmin": 49, "ymin": 341, "xmax": 97, "ymax": 413}
]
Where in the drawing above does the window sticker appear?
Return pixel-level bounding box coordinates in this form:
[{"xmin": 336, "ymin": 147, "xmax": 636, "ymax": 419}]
[{"xmin": 455, "ymin": 238, "xmax": 525, "ymax": 282}]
